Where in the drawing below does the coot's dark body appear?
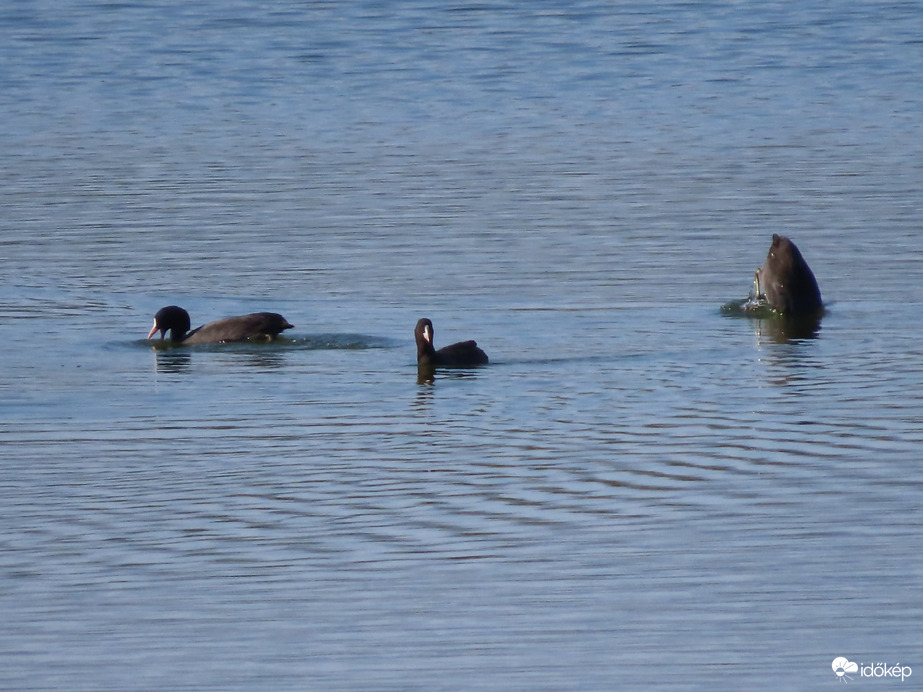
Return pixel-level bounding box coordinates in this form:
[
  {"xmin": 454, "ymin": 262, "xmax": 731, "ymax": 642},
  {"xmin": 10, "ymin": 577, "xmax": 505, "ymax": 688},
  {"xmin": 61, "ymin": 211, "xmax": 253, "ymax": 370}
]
[
  {"xmin": 148, "ymin": 306, "xmax": 293, "ymax": 344},
  {"xmin": 754, "ymin": 234, "xmax": 823, "ymax": 316},
  {"xmin": 415, "ymin": 317, "xmax": 488, "ymax": 367}
]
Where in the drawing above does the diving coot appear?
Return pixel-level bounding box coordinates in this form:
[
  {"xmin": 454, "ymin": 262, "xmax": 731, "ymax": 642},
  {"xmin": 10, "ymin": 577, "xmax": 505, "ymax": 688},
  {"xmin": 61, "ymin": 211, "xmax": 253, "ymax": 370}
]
[
  {"xmin": 147, "ymin": 306, "xmax": 293, "ymax": 345},
  {"xmin": 753, "ymin": 234, "xmax": 823, "ymax": 316}
]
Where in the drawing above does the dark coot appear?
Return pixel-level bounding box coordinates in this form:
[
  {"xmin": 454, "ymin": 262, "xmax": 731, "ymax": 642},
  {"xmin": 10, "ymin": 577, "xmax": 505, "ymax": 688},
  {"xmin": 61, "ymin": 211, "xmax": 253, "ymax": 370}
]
[
  {"xmin": 754, "ymin": 234, "xmax": 823, "ymax": 316},
  {"xmin": 147, "ymin": 305, "xmax": 294, "ymax": 344},
  {"xmin": 415, "ymin": 317, "xmax": 488, "ymax": 367}
]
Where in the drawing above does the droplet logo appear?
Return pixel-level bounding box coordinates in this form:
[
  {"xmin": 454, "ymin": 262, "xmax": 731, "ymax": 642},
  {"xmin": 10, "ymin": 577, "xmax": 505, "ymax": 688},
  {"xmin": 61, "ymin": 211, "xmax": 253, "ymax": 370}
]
[{"xmin": 833, "ymin": 657, "xmax": 859, "ymax": 683}]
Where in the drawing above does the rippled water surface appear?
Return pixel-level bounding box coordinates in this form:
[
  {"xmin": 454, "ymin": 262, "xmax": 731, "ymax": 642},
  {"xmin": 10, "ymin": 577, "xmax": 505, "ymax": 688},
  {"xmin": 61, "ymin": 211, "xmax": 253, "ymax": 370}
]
[{"xmin": 2, "ymin": 1, "xmax": 923, "ymax": 690}]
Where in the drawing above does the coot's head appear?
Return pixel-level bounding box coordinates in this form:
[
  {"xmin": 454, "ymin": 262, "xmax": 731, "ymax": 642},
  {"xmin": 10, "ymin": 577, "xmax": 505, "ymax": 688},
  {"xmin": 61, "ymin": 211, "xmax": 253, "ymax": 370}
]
[
  {"xmin": 414, "ymin": 318, "xmax": 434, "ymax": 345},
  {"xmin": 148, "ymin": 306, "xmax": 191, "ymax": 342},
  {"xmin": 414, "ymin": 317, "xmax": 437, "ymax": 362}
]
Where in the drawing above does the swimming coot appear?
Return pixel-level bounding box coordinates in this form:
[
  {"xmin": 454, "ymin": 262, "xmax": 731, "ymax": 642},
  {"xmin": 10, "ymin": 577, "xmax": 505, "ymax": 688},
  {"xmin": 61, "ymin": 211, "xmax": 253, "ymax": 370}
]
[
  {"xmin": 414, "ymin": 317, "xmax": 488, "ymax": 367},
  {"xmin": 147, "ymin": 306, "xmax": 293, "ymax": 345}
]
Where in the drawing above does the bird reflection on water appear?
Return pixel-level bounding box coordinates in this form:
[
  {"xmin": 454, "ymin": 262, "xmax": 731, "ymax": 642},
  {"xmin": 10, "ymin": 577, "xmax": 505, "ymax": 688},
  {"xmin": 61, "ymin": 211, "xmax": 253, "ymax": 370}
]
[
  {"xmin": 152, "ymin": 343, "xmax": 290, "ymax": 373},
  {"xmin": 154, "ymin": 348, "xmax": 191, "ymax": 374}
]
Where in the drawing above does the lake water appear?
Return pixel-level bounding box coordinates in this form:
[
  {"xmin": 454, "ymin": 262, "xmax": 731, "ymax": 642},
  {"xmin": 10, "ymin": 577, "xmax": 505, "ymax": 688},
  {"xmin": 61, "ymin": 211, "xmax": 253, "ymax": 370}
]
[{"xmin": 2, "ymin": 1, "xmax": 922, "ymax": 690}]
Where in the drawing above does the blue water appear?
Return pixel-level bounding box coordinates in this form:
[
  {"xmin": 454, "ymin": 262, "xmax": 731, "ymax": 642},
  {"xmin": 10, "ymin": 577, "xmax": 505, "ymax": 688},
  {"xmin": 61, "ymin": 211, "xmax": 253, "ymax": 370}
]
[{"xmin": 2, "ymin": 1, "xmax": 923, "ymax": 690}]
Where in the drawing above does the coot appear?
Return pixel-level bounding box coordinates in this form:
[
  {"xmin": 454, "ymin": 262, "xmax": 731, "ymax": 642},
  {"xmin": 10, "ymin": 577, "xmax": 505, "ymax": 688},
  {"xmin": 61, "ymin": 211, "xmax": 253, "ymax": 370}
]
[
  {"xmin": 148, "ymin": 306, "xmax": 293, "ymax": 345},
  {"xmin": 753, "ymin": 234, "xmax": 823, "ymax": 316},
  {"xmin": 415, "ymin": 317, "xmax": 488, "ymax": 367}
]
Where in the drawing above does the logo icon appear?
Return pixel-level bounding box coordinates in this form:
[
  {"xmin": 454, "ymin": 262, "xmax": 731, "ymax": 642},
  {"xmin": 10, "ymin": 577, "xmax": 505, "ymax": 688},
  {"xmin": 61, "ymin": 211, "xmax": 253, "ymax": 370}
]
[{"xmin": 833, "ymin": 657, "xmax": 859, "ymax": 683}]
